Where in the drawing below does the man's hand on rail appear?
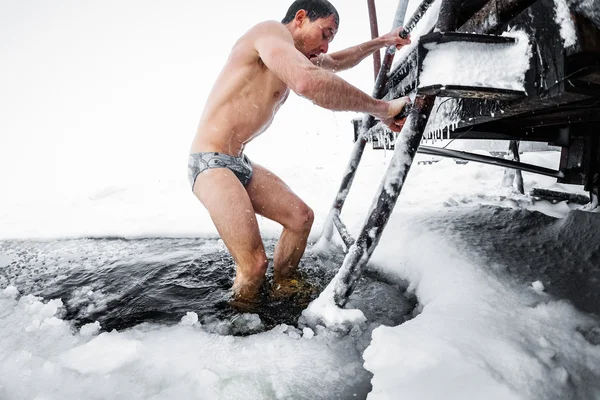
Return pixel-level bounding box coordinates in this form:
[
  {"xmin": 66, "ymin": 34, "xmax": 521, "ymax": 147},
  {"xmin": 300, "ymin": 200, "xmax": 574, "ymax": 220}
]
[
  {"xmin": 379, "ymin": 27, "xmax": 411, "ymax": 49},
  {"xmin": 379, "ymin": 96, "xmax": 411, "ymax": 133}
]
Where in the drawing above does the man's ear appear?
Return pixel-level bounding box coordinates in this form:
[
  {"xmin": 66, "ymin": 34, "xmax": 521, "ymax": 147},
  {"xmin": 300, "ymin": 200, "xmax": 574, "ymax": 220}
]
[{"xmin": 294, "ymin": 9, "xmax": 307, "ymax": 27}]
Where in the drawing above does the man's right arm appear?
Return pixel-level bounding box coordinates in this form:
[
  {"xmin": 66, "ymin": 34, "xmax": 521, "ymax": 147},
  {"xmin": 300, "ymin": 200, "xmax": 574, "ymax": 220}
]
[{"xmin": 252, "ymin": 22, "xmax": 403, "ymax": 126}]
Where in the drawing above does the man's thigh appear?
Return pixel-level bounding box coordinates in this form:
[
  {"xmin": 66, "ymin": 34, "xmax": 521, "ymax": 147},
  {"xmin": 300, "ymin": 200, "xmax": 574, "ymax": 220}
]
[
  {"xmin": 193, "ymin": 168, "xmax": 264, "ymax": 258},
  {"xmin": 245, "ymin": 163, "xmax": 308, "ymax": 226}
]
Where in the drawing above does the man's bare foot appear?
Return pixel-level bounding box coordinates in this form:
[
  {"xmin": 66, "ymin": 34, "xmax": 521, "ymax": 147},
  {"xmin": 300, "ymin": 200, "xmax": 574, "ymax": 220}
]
[
  {"xmin": 273, "ymin": 266, "xmax": 293, "ymax": 282},
  {"xmin": 270, "ymin": 274, "xmax": 317, "ymax": 300},
  {"xmin": 228, "ymin": 293, "xmax": 262, "ymax": 313},
  {"xmin": 232, "ymin": 273, "xmax": 263, "ymax": 299},
  {"xmin": 229, "ymin": 274, "xmax": 266, "ymax": 312}
]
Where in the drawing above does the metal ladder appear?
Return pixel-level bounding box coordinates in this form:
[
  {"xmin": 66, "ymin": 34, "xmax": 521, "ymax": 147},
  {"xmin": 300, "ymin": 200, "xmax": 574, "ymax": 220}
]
[{"xmin": 316, "ymin": 0, "xmax": 437, "ymax": 307}]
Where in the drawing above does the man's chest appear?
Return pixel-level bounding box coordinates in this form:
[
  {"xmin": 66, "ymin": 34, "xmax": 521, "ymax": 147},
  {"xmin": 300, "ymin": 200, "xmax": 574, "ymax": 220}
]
[{"xmin": 256, "ymin": 69, "xmax": 289, "ymax": 103}]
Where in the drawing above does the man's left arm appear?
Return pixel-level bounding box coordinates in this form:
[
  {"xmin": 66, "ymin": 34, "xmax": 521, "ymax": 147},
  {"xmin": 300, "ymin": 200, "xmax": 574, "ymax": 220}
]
[{"xmin": 315, "ymin": 27, "xmax": 411, "ymax": 72}]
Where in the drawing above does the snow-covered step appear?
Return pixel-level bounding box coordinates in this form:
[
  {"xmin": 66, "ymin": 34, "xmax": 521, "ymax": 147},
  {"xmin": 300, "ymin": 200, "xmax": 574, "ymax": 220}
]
[{"xmin": 417, "ymin": 31, "xmax": 531, "ymax": 100}]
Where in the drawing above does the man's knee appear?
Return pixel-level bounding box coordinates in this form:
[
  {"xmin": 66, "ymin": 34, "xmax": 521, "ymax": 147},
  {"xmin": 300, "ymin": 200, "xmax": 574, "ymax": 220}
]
[{"xmin": 286, "ymin": 203, "xmax": 314, "ymax": 233}]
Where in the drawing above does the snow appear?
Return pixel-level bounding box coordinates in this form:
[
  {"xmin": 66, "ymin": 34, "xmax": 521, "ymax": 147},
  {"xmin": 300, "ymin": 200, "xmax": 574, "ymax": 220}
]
[
  {"xmin": 419, "ymin": 30, "xmax": 532, "ymax": 91},
  {"xmin": 532, "ymin": 280, "xmax": 546, "ymax": 292},
  {"xmin": 60, "ymin": 331, "xmax": 144, "ymax": 375},
  {"xmin": 393, "ymin": 0, "xmax": 442, "ymax": 66},
  {"xmin": 2, "ymin": 0, "xmax": 600, "ymax": 399},
  {"xmin": 554, "ymin": 0, "xmax": 578, "ymax": 47},
  {"xmin": 303, "ymin": 243, "xmax": 368, "ymax": 329},
  {"xmin": 302, "ymin": 327, "xmax": 315, "ymax": 339},
  {"xmin": 180, "ymin": 311, "xmax": 199, "ymax": 326},
  {"xmin": 423, "ymin": 97, "xmax": 462, "ymax": 137},
  {"xmin": 2, "ymin": 285, "xmax": 20, "ymax": 299},
  {"xmin": 80, "ymin": 321, "xmax": 102, "ymax": 337}
]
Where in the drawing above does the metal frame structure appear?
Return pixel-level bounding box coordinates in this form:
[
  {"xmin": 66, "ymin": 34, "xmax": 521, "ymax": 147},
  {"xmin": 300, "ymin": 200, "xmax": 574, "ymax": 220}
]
[{"xmin": 319, "ymin": 0, "xmax": 600, "ymax": 306}]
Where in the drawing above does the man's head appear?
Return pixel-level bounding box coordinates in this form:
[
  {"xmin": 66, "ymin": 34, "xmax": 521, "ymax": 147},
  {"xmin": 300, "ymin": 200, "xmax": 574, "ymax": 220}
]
[{"xmin": 282, "ymin": 0, "xmax": 339, "ymax": 60}]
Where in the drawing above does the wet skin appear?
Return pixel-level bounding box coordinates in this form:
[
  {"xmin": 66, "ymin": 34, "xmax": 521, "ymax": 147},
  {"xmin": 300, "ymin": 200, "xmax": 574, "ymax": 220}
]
[{"xmin": 189, "ymin": 10, "xmax": 411, "ymax": 300}]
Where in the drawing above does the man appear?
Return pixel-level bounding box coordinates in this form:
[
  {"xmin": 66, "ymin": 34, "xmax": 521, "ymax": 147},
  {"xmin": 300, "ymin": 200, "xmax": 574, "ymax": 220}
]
[{"xmin": 189, "ymin": 0, "xmax": 411, "ymax": 300}]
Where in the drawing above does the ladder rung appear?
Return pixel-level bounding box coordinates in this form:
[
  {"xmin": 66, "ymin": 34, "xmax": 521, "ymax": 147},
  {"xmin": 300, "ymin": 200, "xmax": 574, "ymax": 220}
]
[
  {"xmin": 332, "ymin": 212, "xmax": 355, "ymax": 249},
  {"xmin": 420, "ymin": 32, "xmax": 517, "ymax": 46},
  {"xmin": 418, "ymin": 84, "xmax": 525, "ymax": 101}
]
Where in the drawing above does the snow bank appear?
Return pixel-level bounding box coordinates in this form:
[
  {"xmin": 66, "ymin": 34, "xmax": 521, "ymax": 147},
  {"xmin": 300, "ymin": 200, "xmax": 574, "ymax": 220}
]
[{"xmin": 363, "ymin": 210, "xmax": 600, "ymax": 399}]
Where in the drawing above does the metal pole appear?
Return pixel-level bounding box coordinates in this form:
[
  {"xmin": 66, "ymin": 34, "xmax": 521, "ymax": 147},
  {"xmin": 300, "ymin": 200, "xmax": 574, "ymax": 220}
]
[
  {"xmin": 502, "ymin": 141, "xmax": 524, "ymax": 192},
  {"xmin": 584, "ymin": 128, "xmax": 600, "ymax": 205},
  {"xmin": 511, "ymin": 141, "xmax": 525, "ymax": 193},
  {"xmin": 420, "ymin": 145, "xmax": 564, "ymax": 179},
  {"xmin": 367, "ymin": 0, "xmax": 381, "ymax": 80}
]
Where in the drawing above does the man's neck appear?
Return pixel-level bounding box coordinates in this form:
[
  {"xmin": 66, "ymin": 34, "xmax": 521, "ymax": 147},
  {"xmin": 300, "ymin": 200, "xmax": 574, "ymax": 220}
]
[{"xmin": 284, "ymin": 22, "xmax": 303, "ymax": 53}]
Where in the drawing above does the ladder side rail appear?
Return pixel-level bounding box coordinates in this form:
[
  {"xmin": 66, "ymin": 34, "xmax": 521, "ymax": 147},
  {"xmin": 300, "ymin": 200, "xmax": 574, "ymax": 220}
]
[
  {"xmin": 318, "ymin": 0, "xmax": 434, "ymax": 246},
  {"xmin": 333, "ymin": 95, "xmax": 436, "ymax": 306}
]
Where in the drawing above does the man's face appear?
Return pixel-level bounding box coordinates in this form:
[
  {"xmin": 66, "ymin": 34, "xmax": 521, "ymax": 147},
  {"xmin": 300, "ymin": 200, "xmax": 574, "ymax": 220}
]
[{"xmin": 297, "ymin": 13, "xmax": 338, "ymax": 61}]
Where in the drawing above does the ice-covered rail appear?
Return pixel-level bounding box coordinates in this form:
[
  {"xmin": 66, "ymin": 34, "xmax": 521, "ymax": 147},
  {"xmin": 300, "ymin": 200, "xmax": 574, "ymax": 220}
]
[{"xmin": 318, "ymin": 0, "xmax": 436, "ymax": 249}]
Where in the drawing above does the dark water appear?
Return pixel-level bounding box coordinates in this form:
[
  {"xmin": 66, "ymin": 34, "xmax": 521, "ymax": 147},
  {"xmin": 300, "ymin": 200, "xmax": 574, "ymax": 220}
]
[{"xmin": 0, "ymin": 237, "xmax": 415, "ymax": 334}]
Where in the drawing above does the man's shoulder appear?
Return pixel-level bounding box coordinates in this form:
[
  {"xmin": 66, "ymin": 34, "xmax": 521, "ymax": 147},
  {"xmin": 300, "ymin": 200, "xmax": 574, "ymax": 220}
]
[
  {"xmin": 231, "ymin": 21, "xmax": 292, "ymax": 63},
  {"xmin": 245, "ymin": 20, "xmax": 292, "ymax": 42}
]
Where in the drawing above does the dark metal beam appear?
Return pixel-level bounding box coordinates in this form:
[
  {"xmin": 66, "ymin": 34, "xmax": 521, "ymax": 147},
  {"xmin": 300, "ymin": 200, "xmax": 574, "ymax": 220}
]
[
  {"xmin": 367, "ymin": 0, "xmax": 381, "ymax": 80},
  {"xmin": 419, "ymin": 145, "xmax": 565, "ymax": 178},
  {"xmin": 436, "ymin": 0, "xmax": 462, "ymax": 32},
  {"xmin": 458, "ymin": 0, "xmax": 538, "ymax": 34},
  {"xmin": 510, "ymin": 140, "xmax": 525, "ymax": 193},
  {"xmin": 331, "ymin": 0, "xmax": 457, "ymax": 306}
]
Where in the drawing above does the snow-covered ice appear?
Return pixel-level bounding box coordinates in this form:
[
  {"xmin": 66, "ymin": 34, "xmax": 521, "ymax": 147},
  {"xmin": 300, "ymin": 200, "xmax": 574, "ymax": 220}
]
[
  {"xmin": 0, "ymin": 294, "xmax": 372, "ymax": 399},
  {"xmin": 4, "ymin": 148, "xmax": 598, "ymax": 399},
  {"xmin": 532, "ymin": 280, "xmax": 546, "ymax": 292}
]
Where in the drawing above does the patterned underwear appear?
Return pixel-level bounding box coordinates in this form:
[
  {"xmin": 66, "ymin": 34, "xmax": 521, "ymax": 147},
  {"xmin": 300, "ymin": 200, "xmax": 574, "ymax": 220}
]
[{"xmin": 188, "ymin": 152, "xmax": 253, "ymax": 191}]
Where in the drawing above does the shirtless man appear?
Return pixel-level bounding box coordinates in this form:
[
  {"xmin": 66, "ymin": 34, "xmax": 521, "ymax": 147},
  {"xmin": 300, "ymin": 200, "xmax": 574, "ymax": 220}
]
[{"xmin": 188, "ymin": 0, "xmax": 411, "ymax": 300}]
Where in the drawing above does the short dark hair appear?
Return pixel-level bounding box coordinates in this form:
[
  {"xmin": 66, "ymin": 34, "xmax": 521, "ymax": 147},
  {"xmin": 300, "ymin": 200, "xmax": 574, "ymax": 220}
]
[{"xmin": 281, "ymin": 0, "xmax": 339, "ymax": 27}]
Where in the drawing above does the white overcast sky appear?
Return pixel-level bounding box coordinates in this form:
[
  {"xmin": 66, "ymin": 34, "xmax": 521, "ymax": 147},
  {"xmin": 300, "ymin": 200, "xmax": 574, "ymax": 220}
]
[{"xmin": 0, "ymin": 0, "xmax": 403, "ymax": 201}]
